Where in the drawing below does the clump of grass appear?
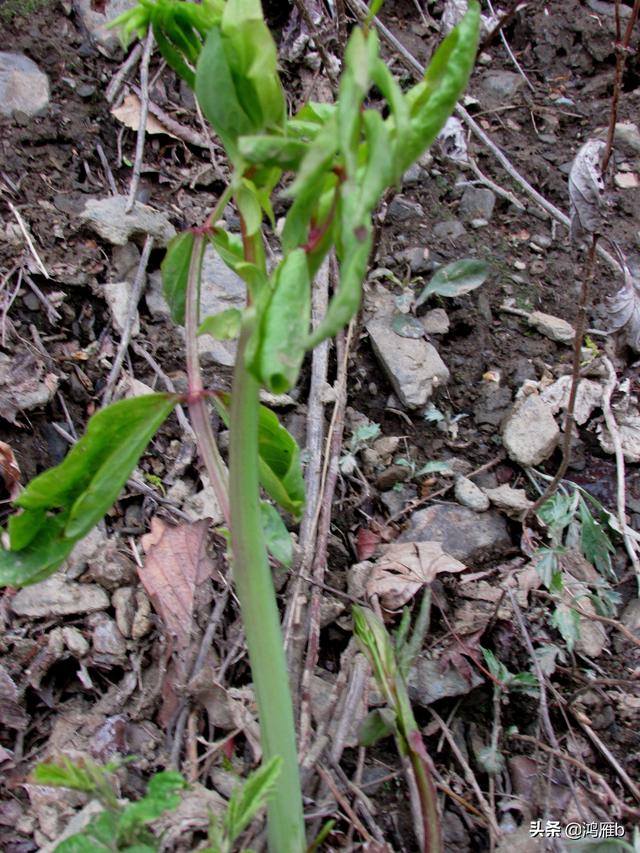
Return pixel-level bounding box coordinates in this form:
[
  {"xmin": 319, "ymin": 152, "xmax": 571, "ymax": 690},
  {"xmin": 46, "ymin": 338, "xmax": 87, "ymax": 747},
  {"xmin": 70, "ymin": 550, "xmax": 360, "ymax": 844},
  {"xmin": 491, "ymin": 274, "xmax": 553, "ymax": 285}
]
[{"xmin": 0, "ymin": 0, "xmax": 53, "ymax": 24}]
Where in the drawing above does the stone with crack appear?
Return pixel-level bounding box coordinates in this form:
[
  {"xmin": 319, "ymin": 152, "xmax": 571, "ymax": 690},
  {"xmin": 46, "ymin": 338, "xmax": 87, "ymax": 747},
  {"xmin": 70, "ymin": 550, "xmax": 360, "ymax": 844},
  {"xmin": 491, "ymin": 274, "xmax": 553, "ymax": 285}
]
[{"xmin": 502, "ymin": 395, "xmax": 559, "ymax": 467}]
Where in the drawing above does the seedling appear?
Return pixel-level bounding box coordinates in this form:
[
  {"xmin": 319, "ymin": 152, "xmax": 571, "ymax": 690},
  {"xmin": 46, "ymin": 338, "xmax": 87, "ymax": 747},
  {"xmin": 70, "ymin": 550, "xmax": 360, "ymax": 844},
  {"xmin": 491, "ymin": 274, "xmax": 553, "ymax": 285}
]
[{"xmin": 0, "ymin": 2, "xmax": 480, "ymax": 849}]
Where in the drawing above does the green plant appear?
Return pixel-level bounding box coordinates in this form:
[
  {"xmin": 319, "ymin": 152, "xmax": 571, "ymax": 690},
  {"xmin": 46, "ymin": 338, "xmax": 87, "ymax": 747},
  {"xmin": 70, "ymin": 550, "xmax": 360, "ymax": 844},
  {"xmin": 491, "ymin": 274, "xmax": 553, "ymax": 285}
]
[
  {"xmin": 33, "ymin": 757, "xmax": 188, "ymax": 852},
  {"xmin": 0, "ymin": 2, "xmax": 480, "ymax": 849},
  {"xmin": 353, "ymin": 596, "xmax": 441, "ymax": 852}
]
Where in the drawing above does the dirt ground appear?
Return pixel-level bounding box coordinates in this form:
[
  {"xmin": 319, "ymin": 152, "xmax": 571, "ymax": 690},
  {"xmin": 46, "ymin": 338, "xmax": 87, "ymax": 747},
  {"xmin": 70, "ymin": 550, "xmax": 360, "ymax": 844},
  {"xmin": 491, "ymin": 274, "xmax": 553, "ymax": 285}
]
[{"xmin": 1, "ymin": 1, "xmax": 640, "ymax": 851}]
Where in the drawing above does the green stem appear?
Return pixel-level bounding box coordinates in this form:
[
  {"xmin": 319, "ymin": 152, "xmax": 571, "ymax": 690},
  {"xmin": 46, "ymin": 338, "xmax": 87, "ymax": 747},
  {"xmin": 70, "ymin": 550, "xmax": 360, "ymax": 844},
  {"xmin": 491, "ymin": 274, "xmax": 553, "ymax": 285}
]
[{"xmin": 229, "ymin": 301, "xmax": 305, "ymax": 848}]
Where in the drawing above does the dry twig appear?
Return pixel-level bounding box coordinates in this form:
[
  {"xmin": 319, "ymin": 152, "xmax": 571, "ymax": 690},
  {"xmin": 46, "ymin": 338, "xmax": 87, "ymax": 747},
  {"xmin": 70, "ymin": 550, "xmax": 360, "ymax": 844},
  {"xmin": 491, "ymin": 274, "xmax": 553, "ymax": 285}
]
[{"xmin": 127, "ymin": 29, "xmax": 154, "ymax": 213}]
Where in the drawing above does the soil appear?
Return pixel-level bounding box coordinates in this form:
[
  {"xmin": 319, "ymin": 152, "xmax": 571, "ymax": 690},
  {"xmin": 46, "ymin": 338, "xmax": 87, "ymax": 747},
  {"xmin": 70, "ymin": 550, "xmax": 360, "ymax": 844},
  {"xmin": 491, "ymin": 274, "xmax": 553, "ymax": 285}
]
[{"xmin": 1, "ymin": 1, "xmax": 640, "ymax": 851}]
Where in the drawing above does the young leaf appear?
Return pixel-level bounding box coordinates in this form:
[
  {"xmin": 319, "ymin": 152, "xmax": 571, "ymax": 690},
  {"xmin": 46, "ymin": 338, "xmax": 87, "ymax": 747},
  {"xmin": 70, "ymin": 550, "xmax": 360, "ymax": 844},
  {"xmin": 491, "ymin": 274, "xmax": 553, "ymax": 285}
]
[
  {"xmin": 162, "ymin": 230, "xmax": 198, "ymax": 324},
  {"xmin": 551, "ymin": 603, "xmax": 580, "ymax": 653},
  {"xmin": 579, "ymin": 496, "xmax": 615, "ymax": 579},
  {"xmin": 33, "ymin": 757, "xmax": 98, "ymax": 792},
  {"xmin": 214, "ymin": 394, "xmax": 305, "ymax": 519},
  {"xmin": 358, "ymin": 708, "xmax": 395, "ymax": 747},
  {"xmin": 238, "ymin": 135, "xmax": 307, "ymax": 170},
  {"xmin": 415, "ymin": 259, "xmax": 489, "ymax": 306},
  {"xmin": 198, "ymin": 308, "xmax": 243, "ymax": 340},
  {"xmin": 56, "ymin": 834, "xmax": 111, "ymax": 853},
  {"xmin": 260, "ymin": 501, "xmax": 293, "ymax": 568},
  {"xmin": 252, "ymin": 248, "xmax": 311, "ymax": 394},
  {"xmin": 118, "ymin": 771, "xmax": 187, "ymax": 834},
  {"xmin": 224, "ymin": 756, "xmax": 282, "ymax": 844},
  {"xmin": 0, "ymin": 394, "xmax": 178, "ymax": 587}
]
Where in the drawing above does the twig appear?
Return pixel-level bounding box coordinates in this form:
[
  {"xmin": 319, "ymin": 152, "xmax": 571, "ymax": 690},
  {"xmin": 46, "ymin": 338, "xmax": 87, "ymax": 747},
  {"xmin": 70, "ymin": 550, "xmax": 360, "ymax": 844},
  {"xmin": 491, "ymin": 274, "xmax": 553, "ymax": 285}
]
[
  {"xmin": 526, "ymin": 235, "xmax": 598, "ymax": 519},
  {"xmin": 7, "ymin": 202, "xmax": 49, "ymax": 279},
  {"xmin": 429, "ymin": 709, "xmax": 501, "ymax": 841},
  {"xmin": 316, "ymin": 764, "xmax": 374, "ymax": 844},
  {"xmin": 601, "ymin": 355, "xmax": 640, "ymax": 587},
  {"xmin": 485, "ymin": 0, "xmax": 535, "ymax": 92},
  {"xmin": 126, "ymin": 29, "xmax": 154, "ymax": 213},
  {"xmin": 96, "ymin": 141, "xmax": 118, "ymax": 195},
  {"xmin": 22, "ymin": 273, "xmax": 61, "ymax": 324},
  {"xmin": 468, "ymin": 157, "xmax": 525, "ymax": 211},
  {"xmin": 132, "ymin": 85, "xmax": 213, "ymax": 149},
  {"xmin": 106, "ymin": 43, "xmax": 143, "ymax": 104},
  {"xmin": 102, "ymin": 235, "xmax": 154, "ymax": 405},
  {"xmin": 132, "ymin": 342, "xmax": 194, "ymax": 439},
  {"xmin": 573, "ymin": 714, "xmax": 640, "ymax": 804},
  {"xmin": 534, "ymin": 589, "xmax": 640, "ymax": 648}
]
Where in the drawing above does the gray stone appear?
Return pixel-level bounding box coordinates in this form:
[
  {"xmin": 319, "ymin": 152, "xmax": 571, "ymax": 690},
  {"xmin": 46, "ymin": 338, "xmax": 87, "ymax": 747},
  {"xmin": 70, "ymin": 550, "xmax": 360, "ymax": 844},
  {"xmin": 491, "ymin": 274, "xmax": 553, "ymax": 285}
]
[
  {"xmin": 367, "ymin": 317, "xmax": 449, "ymax": 409},
  {"xmin": 454, "ymin": 476, "xmax": 490, "ymax": 512},
  {"xmin": 61, "ymin": 626, "xmax": 90, "ymax": 657},
  {"xmin": 196, "ymin": 245, "xmax": 246, "ymax": 366},
  {"xmin": 103, "ymin": 282, "xmax": 140, "ymax": 337},
  {"xmin": 402, "ymin": 163, "xmax": 427, "ymax": 187},
  {"xmin": 75, "ymin": 0, "xmax": 138, "ymax": 55},
  {"xmin": 502, "ymin": 395, "xmax": 559, "ymax": 466},
  {"xmin": 473, "ymin": 384, "xmax": 512, "ymax": 428},
  {"xmin": 613, "ymin": 122, "xmax": 640, "ymax": 154},
  {"xmin": 479, "ymin": 70, "xmax": 524, "ymax": 105},
  {"xmin": 387, "ymin": 196, "xmax": 425, "ymax": 224},
  {"xmin": 399, "ymin": 503, "xmax": 511, "ymax": 563},
  {"xmin": 11, "ymin": 576, "xmax": 109, "ymax": 618},
  {"xmin": 433, "ymin": 220, "xmax": 466, "ymax": 241},
  {"xmin": 80, "ymin": 196, "xmax": 176, "ymax": 247},
  {"xmin": 396, "ymin": 246, "xmax": 431, "ymax": 274},
  {"xmin": 0, "ymin": 53, "xmax": 49, "ymax": 119},
  {"xmin": 145, "ymin": 271, "xmax": 171, "ymax": 320},
  {"xmin": 90, "ymin": 614, "xmax": 127, "ymax": 658},
  {"xmin": 459, "ymin": 186, "xmax": 496, "ymax": 223},
  {"xmin": 409, "ymin": 654, "xmax": 483, "ymax": 706},
  {"xmin": 421, "ymin": 308, "xmax": 450, "ymax": 335},
  {"xmin": 527, "ymin": 310, "xmax": 575, "ymax": 344}
]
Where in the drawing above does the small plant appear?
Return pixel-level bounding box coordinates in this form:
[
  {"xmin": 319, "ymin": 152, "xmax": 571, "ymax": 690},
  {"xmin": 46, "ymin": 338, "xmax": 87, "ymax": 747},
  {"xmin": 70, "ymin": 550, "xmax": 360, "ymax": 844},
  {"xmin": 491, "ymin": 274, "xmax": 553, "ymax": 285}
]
[
  {"xmin": 33, "ymin": 757, "xmax": 188, "ymax": 852},
  {"xmin": 1, "ymin": 1, "xmax": 481, "ymax": 849}
]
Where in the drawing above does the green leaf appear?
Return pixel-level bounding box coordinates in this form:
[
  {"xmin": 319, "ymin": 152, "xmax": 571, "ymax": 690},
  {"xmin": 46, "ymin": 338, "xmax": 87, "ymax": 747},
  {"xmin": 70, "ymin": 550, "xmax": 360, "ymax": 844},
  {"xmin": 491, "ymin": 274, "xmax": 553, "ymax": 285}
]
[
  {"xmin": 198, "ymin": 308, "xmax": 243, "ymax": 340},
  {"xmin": 208, "ymin": 230, "xmax": 267, "ymax": 296},
  {"xmin": 551, "ymin": 604, "xmax": 580, "ymax": 653},
  {"xmin": 195, "ymin": 25, "xmax": 252, "ymax": 158},
  {"xmin": 162, "ymin": 230, "xmax": 197, "ymax": 325},
  {"xmin": 214, "ymin": 394, "xmax": 305, "ymax": 519},
  {"xmin": 579, "ymin": 496, "xmax": 615, "ymax": 579},
  {"xmin": 260, "ymin": 502, "xmax": 293, "ymax": 568},
  {"xmin": 0, "ymin": 394, "xmax": 178, "ymax": 587},
  {"xmin": 224, "ymin": 756, "xmax": 282, "ymax": 844},
  {"xmin": 481, "ymin": 647, "xmax": 509, "ymax": 684},
  {"xmin": 391, "ymin": 313, "xmax": 424, "ymax": 339},
  {"xmin": 238, "ymin": 135, "xmax": 307, "ymax": 170},
  {"xmin": 118, "ymin": 771, "xmax": 187, "ymax": 834},
  {"xmin": 358, "ymin": 708, "xmax": 395, "ymax": 747},
  {"xmin": 56, "ymin": 834, "xmax": 110, "ymax": 853},
  {"xmin": 415, "ymin": 259, "xmax": 489, "ymax": 306},
  {"xmin": 401, "ymin": 2, "xmax": 480, "ymax": 170},
  {"xmin": 538, "ymin": 492, "xmax": 578, "ymax": 533},
  {"xmin": 34, "ymin": 757, "xmax": 98, "ymax": 792},
  {"xmin": 252, "ymin": 248, "xmax": 310, "ymax": 393},
  {"xmin": 237, "ymin": 180, "xmax": 263, "ymax": 236}
]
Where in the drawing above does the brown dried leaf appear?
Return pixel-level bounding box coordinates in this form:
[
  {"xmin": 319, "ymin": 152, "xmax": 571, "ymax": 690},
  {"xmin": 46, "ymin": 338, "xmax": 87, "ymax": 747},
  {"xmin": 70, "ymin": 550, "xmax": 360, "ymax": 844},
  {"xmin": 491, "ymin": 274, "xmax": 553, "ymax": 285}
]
[
  {"xmin": 367, "ymin": 541, "xmax": 466, "ymax": 611},
  {"xmin": 568, "ymin": 138, "xmax": 606, "ymax": 241},
  {"xmin": 0, "ymin": 352, "xmax": 58, "ymax": 424},
  {"xmin": 0, "ymin": 664, "xmax": 27, "ymax": 730},
  {"xmin": 606, "ymin": 249, "xmax": 640, "ymax": 352},
  {"xmin": 139, "ymin": 518, "xmax": 218, "ymax": 650},
  {"xmin": 112, "ymin": 94, "xmax": 178, "ymax": 138},
  {"xmin": 0, "ymin": 442, "xmax": 20, "ymax": 500}
]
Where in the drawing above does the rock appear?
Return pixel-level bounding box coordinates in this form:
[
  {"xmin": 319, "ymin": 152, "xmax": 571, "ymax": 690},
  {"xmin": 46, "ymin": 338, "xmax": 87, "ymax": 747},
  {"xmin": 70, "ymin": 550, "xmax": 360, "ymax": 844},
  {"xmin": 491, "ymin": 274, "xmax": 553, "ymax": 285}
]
[
  {"xmin": 103, "ymin": 282, "xmax": 140, "ymax": 337},
  {"xmin": 433, "ymin": 220, "xmax": 466, "ymax": 241},
  {"xmin": 483, "ymin": 484, "xmax": 533, "ymax": 518},
  {"xmin": 0, "ymin": 53, "xmax": 49, "ymax": 119},
  {"xmin": 409, "ymin": 654, "xmax": 483, "ymax": 706},
  {"xmin": 375, "ymin": 464, "xmax": 410, "ymax": 491},
  {"xmin": 454, "ymin": 476, "xmax": 490, "ymax": 512},
  {"xmin": 421, "ymin": 308, "xmax": 450, "ymax": 335},
  {"xmin": 459, "ymin": 186, "xmax": 496, "ymax": 223},
  {"xmin": 79, "ymin": 196, "xmax": 176, "ymax": 247},
  {"xmin": 89, "ymin": 614, "xmax": 127, "ymax": 659},
  {"xmin": 379, "ymin": 483, "xmax": 417, "ymax": 516},
  {"xmin": 527, "ymin": 310, "xmax": 575, "ymax": 344},
  {"xmin": 367, "ymin": 317, "xmax": 449, "ymax": 409},
  {"xmin": 479, "ymin": 70, "xmax": 524, "ymax": 105},
  {"xmin": 612, "ymin": 121, "xmax": 640, "ymax": 154},
  {"xmin": 402, "ymin": 163, "xmax": 427, "ymax": 186},
  {"xmin": 502, "ymin": 395, "xmax": 559, "ymax": 466},
  {"xmin": 61, "ymin": 626, "xmax": 90, "ymax": 657},
  {"xmin": 196, "ymin": 245, "xmax": 246, "ymax": 366},
  {"xmin": 396, "ymin": 246, "xmax": 431, "ymax": 274},
  {"xmin": 614, "ymin": 172, "xmax": 639, "ymax": 189},
  {"xmin": 399, "ymin": 503, "xmax": 511, "ymax": 563},
  {"xmin": 11, "ymin": 576, "xmax": 109, "ymax": 618},
  {"xmin": 386, "ymin": 196, "xmax": 425, "ymax": 223},
  {"xmin": 74, "ymin": 0, "xmax": 138, "ymax": 55},
  {"xmin": 474, "ymin": 384, "xmax": 512, "ymax": 428}
]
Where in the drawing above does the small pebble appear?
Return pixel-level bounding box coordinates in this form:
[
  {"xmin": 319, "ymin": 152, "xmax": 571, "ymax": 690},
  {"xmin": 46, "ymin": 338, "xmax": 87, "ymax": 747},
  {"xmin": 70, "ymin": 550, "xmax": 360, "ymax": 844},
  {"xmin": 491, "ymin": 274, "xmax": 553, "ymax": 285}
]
[{"xmin": 454, "ymin": 476, "xmax": 490, "ymax": 512}]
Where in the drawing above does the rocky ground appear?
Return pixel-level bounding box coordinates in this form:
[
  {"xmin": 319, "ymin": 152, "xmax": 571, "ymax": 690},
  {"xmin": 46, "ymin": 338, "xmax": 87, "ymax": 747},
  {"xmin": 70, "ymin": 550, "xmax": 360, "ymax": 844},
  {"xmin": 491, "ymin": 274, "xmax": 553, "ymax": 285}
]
[{"xmin": 1, "ymin": 0, "xmax": 640, "ymax": 851}]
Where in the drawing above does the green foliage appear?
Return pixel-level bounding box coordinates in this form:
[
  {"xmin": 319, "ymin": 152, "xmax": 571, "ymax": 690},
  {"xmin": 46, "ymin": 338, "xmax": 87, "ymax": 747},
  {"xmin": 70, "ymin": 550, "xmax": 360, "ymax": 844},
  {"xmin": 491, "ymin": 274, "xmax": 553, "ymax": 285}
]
[
  {"xmin": 0, "ymin": 0, "xmax": 52, "ymax": 23},
  {"xmin": 0, "ymin": 394, "xmax": 177, "ymax": 587},
  {"xmin": 162, "ymin": 230, "xmax": 198, "ymax": 324},
  {"xmin": 34, "ymin": 758, "xmax": 187, "ymax": 852},
  {"xmin": 203, "ymin": 757, "xmax": 281, "ymax": 853},
  {"xmin": 415, "ymin": 259, "xmax": 490, "ymax": 306},
  {"xmin": 481, "ymin": 648, "xmax": 538, "ymax": 693},
  {"xmin": 198, "ymin": 309, "xmax": 243, "ymax": 340}
]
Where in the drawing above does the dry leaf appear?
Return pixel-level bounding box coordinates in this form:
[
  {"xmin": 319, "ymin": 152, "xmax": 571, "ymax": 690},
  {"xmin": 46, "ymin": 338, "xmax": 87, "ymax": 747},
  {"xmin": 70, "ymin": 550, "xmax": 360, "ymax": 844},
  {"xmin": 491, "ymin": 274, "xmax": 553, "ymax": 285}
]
[
  {"xmin": 356, "ymin": 527, "xmax": 381, "ymax": 561},
  {"xmin": 483, "ymin": 484, "xmax": 533, "ymax": 518},
  {"xmin": 598, "ymin": 410, "xmax": 640, "ymax": 462},
  {"xmin": 367, "ymin": 541, "xmax": 466, "ymax": 611},
  {"xmin": 0, "ymin": 442, "xmax": 21, "ymax": 500},
  {"xmin": 606, "ymin": 249, "xmax": 640, "ymax": 352},
  {"xmin": 438, "ymin": 117, "xmax": 468, "ymax": 164},
  {"xmin": 139, "ymin": 518, "xmax": 219, "ymax": 649},
  {"xmin": 540, "ymin": 375, "xmax": 603, "ymax": 425},
  {"xmin": 0, "ymin": 351, "xmax": 58, "ymax": 424},
  {"xmin": 568, "ymin": 138, "xmax": 606, "ymax": 241},
  {"xmin": 112, "ymin": 94, "xmax": 178, "ymax": 139}
]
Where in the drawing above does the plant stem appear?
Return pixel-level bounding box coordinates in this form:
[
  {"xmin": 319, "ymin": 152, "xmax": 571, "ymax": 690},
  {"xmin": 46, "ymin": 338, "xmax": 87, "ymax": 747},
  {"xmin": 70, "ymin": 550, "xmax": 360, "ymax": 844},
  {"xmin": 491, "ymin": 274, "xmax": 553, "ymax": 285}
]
[
  {"xmin": 229, "ymin": 324, "xmax": 305, "ymax": 852},
  {"xmin": 185, "ymin": 234, "xmax": 230, "ymax": 524}
]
